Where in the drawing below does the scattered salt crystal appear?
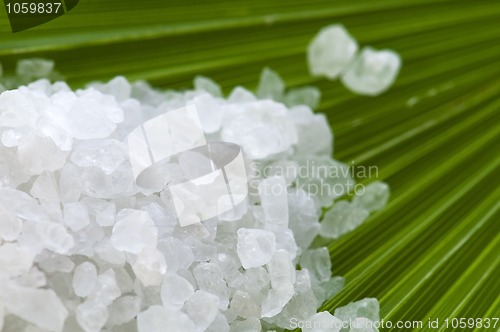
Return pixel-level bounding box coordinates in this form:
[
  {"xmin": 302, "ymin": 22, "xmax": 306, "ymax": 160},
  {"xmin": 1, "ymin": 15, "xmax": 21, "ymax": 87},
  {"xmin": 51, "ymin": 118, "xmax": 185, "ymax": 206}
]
[
  {"xmin": 300, "ymin": 247, "xmax": 332, "ymax": 283},
  {"xmin": 320, "ymin": 201, "xmax": 369, "ymax": 239},
  {"xmin": 237, "ymin": 228, "xmax": 276, "ymax": 269},
  {"xmin": 333, "ymin": 298, "xmax": 380, "ymax": 323},
  {"xmin": 341, "ymin": 47, "xmax": 401, "ymax": 96},
  {"xmin": 16, "ymin": 59, "xmax": 54, "ymax": 80},
  {"xmin": 308, "ymin": 24, "xmax": 358, "ymax": 79},
  {"xmin": 71, "ymin": 139, "xmax": 127, "ymax": 174},
  {"xmin": 303, "ymin": 311, "xmax": 343, "ymax": 332},
  {"xmin": 352, "ymin": 181, "xmax": 390, "ymax": 213}
]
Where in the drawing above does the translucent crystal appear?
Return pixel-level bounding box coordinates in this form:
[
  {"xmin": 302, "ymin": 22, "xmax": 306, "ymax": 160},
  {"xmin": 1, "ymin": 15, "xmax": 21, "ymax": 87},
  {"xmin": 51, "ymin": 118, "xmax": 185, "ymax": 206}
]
[
  {"xmin": 72, "ymin": 262, "xmax": 97, "ymax": 297},
  {"xmin": 302, "ymin": 311, "xmax": 342, "ymax": 332},
  {"xmin": 194, "ymin": 75, "xmax": 223, "ymax": 97},
  {"xmin": 256, "ymin": 68, "xmax": 285, "ymax": 101},
  {"xmin": 352, "ymin": 181, "xmax": 390, "ymax": 213},
  {"xmin": 341, "ymin": 47, "xmax": 401, "ymax": 96},
  {"xmin": 349, "ymin": 317, "xmax": 378, "ymax": 332},
  {"xmin": 221, "ymin": 100, "xmax": 297, "ymax": 159},
  {"xmin": 63, "ymin": 202, "xmax": 90, "ymax": 232},
  {"xmin": 291, "ymin": 106, "xmax": 333, "ymax": 157},
  {"xmin": 17, "ymin": 133, "xmax": 68, "ymax": 175},
  {"xmin": 300, "ymin": 247, "xmax": 332, "ymax": 283},
  {"xmin": 1, "ymin": 286, "xmax": 67, "ymax": 332},
  {"xmin": 230, "ymin": 318, "xmax": 261, "ymax": 332},
  {"xmin": 161, "ymin": 272, "xmax": 195, "ymax": 310},
  {"xmin": 287, "ymin": 188, "xmax": 320, "ymax": 249},
  {"xmin": 259, "ymin": 176, "xmax": 289, "ymax": 232},
  {"xmin": 110, "ymin": 210, "xmax": 158, "ymax": 254},
  {"xmin": 106, "ymin": 295, "xmax": 141, "ymax": 326},
  {"xmin": 237, "ymin": 228, "xmax": 276, "ymax": 269},
  {"xmin": 229, "ymin": 290, "xmax": 261, "ymax": 319},
  {"xmin": 333, "ymin": 298, "xmax": 380, "ymax": 323},
  {"xmin": 320, "ymin": 201, "xmax": 369, "ymax": 239},
  {"xmin": 183, "ymin": 290, "xmax": 220, "ymax": 331},
  {"xmin": 137, "ymin": 305, "xmax": 195, "ymax": 332},
  {"xmin": 70, "ymin": 139, "xmax": 127, "ymax": 174},
  {"xmin": 284, "ymin": 86, "xmax": 321, "ymax": 109},
  {"xmin": 132, "ymin": 247, "xmax": 167, "ymax": 286},
  {"xmin": 75, "ymin": 300, "xmax": 108, "ymax": 332},
  {"xmin": 16, "ymin": 58, "xmax": 54, "ymax": 80},
  {"xmin": 308, "ymin": 24, "xmax": 358, "ymax": 79}
]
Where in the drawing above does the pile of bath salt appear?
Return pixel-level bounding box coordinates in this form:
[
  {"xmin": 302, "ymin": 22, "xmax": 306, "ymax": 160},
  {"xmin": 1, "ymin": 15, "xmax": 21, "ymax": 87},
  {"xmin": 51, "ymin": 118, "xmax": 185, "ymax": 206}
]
[{"xmin": 0, "ymin": 60, "xmax": 389, "ymax": 332}]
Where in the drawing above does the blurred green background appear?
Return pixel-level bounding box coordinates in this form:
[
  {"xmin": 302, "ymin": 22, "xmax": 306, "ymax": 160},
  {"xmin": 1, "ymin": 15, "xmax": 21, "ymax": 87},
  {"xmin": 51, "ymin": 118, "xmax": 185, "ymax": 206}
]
[{"xmin": 1, "ymin": 1, "xmax": 499, "ymax": 331}]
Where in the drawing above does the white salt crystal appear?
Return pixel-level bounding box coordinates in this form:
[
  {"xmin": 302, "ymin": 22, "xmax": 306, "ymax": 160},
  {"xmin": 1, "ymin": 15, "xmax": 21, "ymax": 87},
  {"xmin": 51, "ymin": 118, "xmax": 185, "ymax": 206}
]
[
  {"xmin": 192, "ymin": 262, "xmax": 229, "ymax": 309},
  {"xmin": 291, "ymin": 106, "xmax": 333, "ymax": 156},
  {"xmin": 194, "ymin": 75, "xmax": 223, "ymax": 97},
  {"xmin": 308, "ymin": 24, "xmax": 358, "ymax": 79},
  {"xmin": 229, "ymin": 290, "xmax": 261, "ymax": 319},
  {"xmin": 30, "ymin": 172, "xmax": 60, "ymax": 202},
  {"xmin": 256, "ymin": 68, "xmax": 285, "ymax": 101},
  {"xmin": 352, "ymin": 181, "xmax": 390, "ymax": 213},
  {"xmin": 161, "ymin": 272, "xmax": 195, "ymax": 310},
  {"xmin": 63, "ymin": 202, "xmax": 90, "ymax": 232},
  {"xmin": 193, "ymin": 93, "xmax": 225, "ymax": 133},
  {"xmin": 110, "ymin": 210, "xmax": 157, "ymax": 254},
  {"xmin": 267, "ymin": 249, "xmax": 296, "ymax": 288},
  {"xmin": 0, "ymin": 90, "xmax": 38, "ymax": 128},
  {"xmin": 157, "ymin": 237, "xmax": 195, "ymax": 272},
  {"xmin": 106, "ymin": 295, "xmax": 141, "ymax": 326},
  {"xmin": 288, "ymin": 188, "xmax": 320, "ymax": 249},
  {"xmin": 0, "ymin": 204, "xmax": 23, "ymax": 241},
  {"xmin": 302, "ymin": 311, "xmax": 342, "ymax": 332},
  {"xmin": 137, "ymin": 305, "xmax": 195, "ymax": 332},
  {"xmin": 37, "ymin": 253, "xmax": 74, "ymax": 273},
  {"xmin": 300, "ymin": 247, "xmax": 332, "ymax": 283},
  {"xmin": 320, "ymin": 201, "xmax": 369, "ymax": 239},
  {"xmin": 183, "ymin": 290, "xmax": 220, "ymax": 331},
  {"xmin": 132, "ymin": 247, "xmax": 167, "ymax": 287},
  {"xmin": 17, "ymin": 133, "xmax": 68, "ymax": 175},
  {"xmin": 72, "ymin": 262, "xmax": 97, "ymax": 297},
  {"xmin": 228, "ymin": 86, "xmax": 257, "ymax": 103},
  {"xmin": 333, "ymin": 298, "xmax": 380, "ymax": 323},
  {"xmin": 75, "ymin": 300, "xmax": 109, "ymax": 332},
  {"xmin": 261, "ymin": 283, "xmax": 294, "ymax": 318},
  {"xmin": 207, "ymin": 313, "xmax": 230, "ymax": 332},
  {"xmin": 71, "ymin": 139, "xmax": 127, "ymax": 174},
  {"xmin": 259, "ymin": 176, "xmax": 289, "ymax": 232},
  {"xmin": 237, "ymin": 228, "xmax": 276, "ymax": 269},
  {"xmin": 88, "ymin": 269, "xmax": 121, "ymax": 305},
  {"xmin": 0, "ymin": 243, "xmax": 36, "ymax": 278},
  {"xmin": 221, "ymin": 100, "xmax": 297, "ymax": 159},
  {"xmin": 284, "ymin": 86, "xmax": 321, "ymax": 109},
  {"xmin": 1, "ymin": 286, "xmax": 67, "ymax": 332},
  {"xmin": 230, "ymin": 318, "xmax": 261, "ymax": 332},
  {"xmin": 16, "ymin": 59, "xmax": 54, "ymax": 80},
  {"xmin": 90, "ymin": 76, "xmax": 131, "ymax": 102},
  {"xmin": 58, "ymin": 163, "xmax": 82, "ymax": 203},
  {"xmin": 341, "ymin": 47, "xmax": 401, "ymax": 96}
]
